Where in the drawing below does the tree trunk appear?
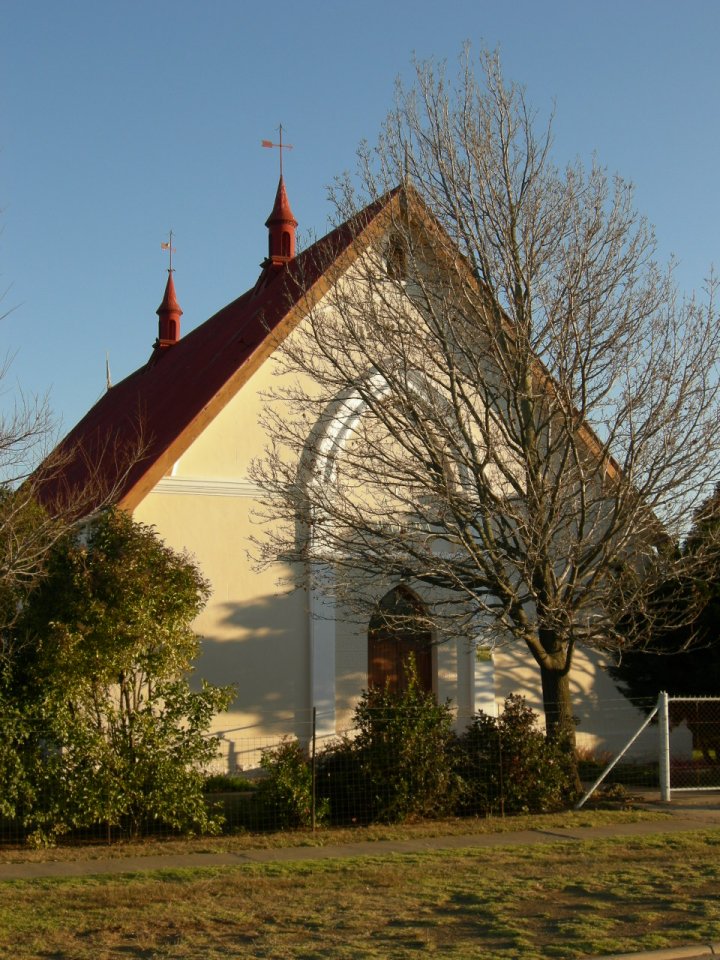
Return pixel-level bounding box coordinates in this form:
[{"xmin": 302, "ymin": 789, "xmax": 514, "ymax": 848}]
[
  {"xmin": 540, "ymin": 664, "xmax": 575, "ymax": 743},
  {"xmin": 540, "ymin": 662, "xmax": 582, "ymax": 793}
]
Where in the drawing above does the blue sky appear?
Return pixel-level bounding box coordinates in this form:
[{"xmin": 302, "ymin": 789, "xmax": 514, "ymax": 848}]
[{"xmin": 2, "ymin": 0, "xmax": 718, "ymax": 435}]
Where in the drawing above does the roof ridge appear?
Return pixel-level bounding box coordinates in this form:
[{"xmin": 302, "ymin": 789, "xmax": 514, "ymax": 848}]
[{"xmin": 36, "ymin": 186, "xmax": 406, "ymax": 512}]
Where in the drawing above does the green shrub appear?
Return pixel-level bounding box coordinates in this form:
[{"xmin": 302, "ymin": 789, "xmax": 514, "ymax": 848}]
[
  {"xmin": 316, "ymin": 736, "xmax": 367, "ymax": 825},
  {"xmin": 456, "ymin": 694, "xmax": 579, "ymax": 815},
  {"xmin": 319, "ymin": 660, "xmax": 461, "ymax": 824},
  {"xmin": 254, "ymin": 738, "xmax": 328, "ymax": 830},
  {"xmin": 203, "ymin": 773, "xmax": 257, "ymax": 793},
  {"xmin": 6, "ymin": 510, "xmax": 233, "ymax": 843}
]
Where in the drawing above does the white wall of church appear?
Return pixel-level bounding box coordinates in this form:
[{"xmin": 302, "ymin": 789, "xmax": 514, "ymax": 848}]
[
  {"xmin": 134, "ymin": 486, "xmax": 311, "ymax": 771},
  {"xmin": 131, "ymin": 341, "xmax": 317, "ymax": 769},
  {"xmin": 128, "ymin": 244, "xmax": 656, "ymax": 774},
  {"xmin": 492, "ymin": 642, "xmax": 661, "ymax": 758}
]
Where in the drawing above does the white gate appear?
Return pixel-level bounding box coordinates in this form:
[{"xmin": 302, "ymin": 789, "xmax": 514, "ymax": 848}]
[
  {"xmin": 577, "ymin": 692, "xmax": 720, "ymax": 808},
  {"xmin": 658, "ymin": 692, "xmax": 720, "ymax": 801}
]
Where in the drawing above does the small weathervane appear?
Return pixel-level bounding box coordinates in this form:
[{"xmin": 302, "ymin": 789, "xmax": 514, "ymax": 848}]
[
  {"xmin": 261, "ymin": 124, "xmax": 293, "ymax": 177},
  {"xmin": 160, "ymin": 230, "xmax": 176, "ymax": 272}
]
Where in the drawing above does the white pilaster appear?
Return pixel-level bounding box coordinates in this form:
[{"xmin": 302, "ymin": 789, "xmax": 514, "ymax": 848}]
[
  {"xmin": 473, "ymin": 647, "xmax": 497, "ymax": 717},
  {"xmin": 455, "ymin": 639, "xmax": 496, "ymax": 728},
  {"xmin": 309, "ymin": 564, "xmax": 336, "ymax": 737}
]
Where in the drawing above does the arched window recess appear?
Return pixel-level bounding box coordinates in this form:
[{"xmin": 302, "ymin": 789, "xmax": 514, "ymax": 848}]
[
  {"xmin": 299, "ymin": 371, "xmax": 471, "ymax": 491},
  {"xmin": 368, "ymin": 585, "xmax": 434, "ymax": 694},
  {"xmin": 295, "ymin": 373, "xmax": 479, "ymax": 551}
]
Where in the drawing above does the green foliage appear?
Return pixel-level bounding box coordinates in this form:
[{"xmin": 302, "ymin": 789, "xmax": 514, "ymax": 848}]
[
  {"xmin": 17, "ymin": 507, "xmax": 210, "ymax": 690},
  {"xmin": 0, "ymin": 486, "xmax": 59, "ymax": 631},
  {"xmin": 203, "ymin": 773, "xmax": 256, "ymax": 793},
  {"xmin": 162, "ymin": 684, "xmax": 579, "ymax": 835},
  {"xmin": 320, "ymin": 660, "xmax": 460, "ymax": 824},
  {"xmin": 255, "ymin": 738, "xmax": 327, "ymax": 829},
  {"xmin": 249, "ymin": 663, "xmax": 461, "ymax": 832},
  {"xmin": 611, "ymin": 486, "xmax": 720, "ymax": 707},
  {"xmin": 0, "ymin": 697, "xmax": 38, "ymax": 823},
  {"xmin": 456, "ymin": 695, "xmax": 579, "ymax": 815},
  {"xmin": 4, "ymin": 508, "xmax": 233, "ymax": 842},
  {"xmin": 314, "ymin": 736, "xmax": 364, "ymax": 825}
]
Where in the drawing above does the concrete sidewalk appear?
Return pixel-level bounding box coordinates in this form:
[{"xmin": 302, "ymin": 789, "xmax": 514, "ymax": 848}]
[
  {"xmin": 0, "ymin": 794, "xmax": 718, "ymax": 881},
  {"xmin": 591, "ymin": 944, "xmax": 720, "ymax": 960}
]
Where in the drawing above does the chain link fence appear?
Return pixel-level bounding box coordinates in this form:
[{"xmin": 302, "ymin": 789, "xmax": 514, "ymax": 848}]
[{"xmin": 1, "ymin": 694, "xmax": 718, "ymax": 844}]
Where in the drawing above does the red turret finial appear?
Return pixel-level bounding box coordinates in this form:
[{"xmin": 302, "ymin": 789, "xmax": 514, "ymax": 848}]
[
  {"xmin": 154, "ymin": 232, "xmax": 182, "ymax": 352},
  {"xmin": 262, "ymin": 176, "xmax": 298, "ymax": 268},
  {"xmin": 260, "ymin": 126, "xmax": 298, "ymax": 270},
  {"xmin": 155, "ymin": 272, "xmax": 183, "ymax": 351}
]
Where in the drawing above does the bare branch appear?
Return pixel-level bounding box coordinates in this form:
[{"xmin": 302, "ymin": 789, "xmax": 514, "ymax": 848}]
[{"xmin": 251, "ymin": 48, "xmax": 720, "ymax": 743}]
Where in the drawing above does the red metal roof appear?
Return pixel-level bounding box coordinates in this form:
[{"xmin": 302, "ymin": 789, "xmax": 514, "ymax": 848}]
[{"xmin": 38, "ymin": 188, "xmax": 400, "ymax": 513}]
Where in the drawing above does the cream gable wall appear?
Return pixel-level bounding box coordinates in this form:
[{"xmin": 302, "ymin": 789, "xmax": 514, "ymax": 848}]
[
  {"xmin": 131, "ymin": 238, "xmax": 652, "ymax": 772},
  {"xmin": 129, "ymin": 261, "xmax": 490, "ymax": 767},
  {"xmin": 133, "ymin": 345, "xmax": 313, "ymax": 770}
]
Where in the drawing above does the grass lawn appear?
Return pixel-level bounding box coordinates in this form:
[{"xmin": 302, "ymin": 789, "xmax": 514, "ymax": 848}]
[
  {"xmin": 0, "ymin": 820, "xmax": 719, "ymax": 958},
  {"xmin": 0, "ymin": 807, "xmax": 670, "ymax": 863}
]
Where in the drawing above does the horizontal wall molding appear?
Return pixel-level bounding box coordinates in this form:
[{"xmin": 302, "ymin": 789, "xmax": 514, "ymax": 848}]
[{"xmin": 153, "ymin": 476, "xmax": 265, "ymax": 498}]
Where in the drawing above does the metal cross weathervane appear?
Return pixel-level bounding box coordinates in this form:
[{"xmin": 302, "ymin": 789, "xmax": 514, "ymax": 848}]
[
  {"xmin": 261, "ymin": 124, "xmax": 294, "ymax": 177},
  {"xmin": 160, "ymin": 230, "xmax": 176, "ymax": 272}
]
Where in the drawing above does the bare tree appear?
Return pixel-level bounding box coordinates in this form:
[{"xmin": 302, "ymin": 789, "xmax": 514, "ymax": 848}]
[
  {"xmin": 0, "ymin": 332, "xmax": 62, "ymax": 615},
  {"xmin": 252, "ymin": 49, "xmax": 720, "ymax": 748},
  {"xmin": 0, "ymin": 341, "xmax": 147, "ymax": 635}
]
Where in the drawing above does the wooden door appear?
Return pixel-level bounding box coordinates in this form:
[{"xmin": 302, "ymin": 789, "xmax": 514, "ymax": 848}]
[{"xmin": 368, "ymin": 587, "xmax": 433, "ymax": 694}]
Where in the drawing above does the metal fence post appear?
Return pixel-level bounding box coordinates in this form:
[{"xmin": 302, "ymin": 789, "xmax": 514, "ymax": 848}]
[
  {"xmin": 497, "ymin": 723, "xmax": 505, "ymax": 817},
  {"xmin": 311, "ymin": 706, "xmax": 317, "ymax": 832},
  {"xmin": 658, "ymin": 690, "xmax": 671, "ymax": 802}
]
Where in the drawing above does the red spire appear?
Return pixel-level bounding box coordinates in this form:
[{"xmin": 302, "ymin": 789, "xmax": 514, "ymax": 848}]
[
  {"xmin": 263, "ymin": 176, "xmax": 298, "ymax": 268},
  {"xmin": 155, "ymin": 271, "xmax": 183, "ymax": 350}
]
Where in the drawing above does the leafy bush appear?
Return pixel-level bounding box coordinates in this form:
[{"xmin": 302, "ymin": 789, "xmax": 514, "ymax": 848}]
[
  {"xmin": 254, "ymin": 738, "xmax": 328, "ymax": 830},
  {"xmin": 316, "ymin": 736, "xmax": 367, "ymax": 825},
  {"xmin": 5, "ymin": 509, "xmax": 233, "ymax": 843},
  {"xmin": 319, "ymin": 660, "xmax": 460, "ymax": 824},
  {"xmin": 218, "ymin": 687, "xmax": 577, "ymax": 833},
  {"xmin": 456, "ymin": 695, "xmax": 579, "ymax": 815},
  {"xmin": 203, "ymin": 774, "xmax": 257, "ymax": 793}
]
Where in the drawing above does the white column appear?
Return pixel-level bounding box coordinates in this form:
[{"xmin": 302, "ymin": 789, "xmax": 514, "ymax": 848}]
[
  {"xmin": 473, "ymin": 647, "xmax": 497, "ymax": 717},
  {"xmin": 455, "ymin": 639, "xmax": 496, "ymax": 728},
  {"xmin": 455, "ymin": 638, "xmax": 473, "ymax": 729},
  {"xmin": 309, "ymin": 564, "xmax": 336, "ymax": 738}
]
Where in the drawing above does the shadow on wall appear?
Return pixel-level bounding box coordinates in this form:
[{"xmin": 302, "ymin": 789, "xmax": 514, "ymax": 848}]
[
  {"xmin": 190, "ymin": 589, "xmax": 371, "ymax": 773},
  {"xmin": 190, "ymin": 586, "xmax": 685, "ymax": 772},
  {"xmin": 197, "ymin": 590, "xmax": 305, "ymax": 722},
  {"xmin": 493, "ymin": 641, "xmax": 691, "ymax": 759}
]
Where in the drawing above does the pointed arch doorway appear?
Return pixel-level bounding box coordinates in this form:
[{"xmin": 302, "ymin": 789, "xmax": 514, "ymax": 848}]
[{"xmin": 368, "ymin": 586, "xmax": 433, "ymax": 694}]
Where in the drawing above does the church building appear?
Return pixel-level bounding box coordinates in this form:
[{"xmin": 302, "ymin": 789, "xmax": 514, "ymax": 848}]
[{"xmin": 42, "ymin": 175, "xmax": 649, "ymax": 771}]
